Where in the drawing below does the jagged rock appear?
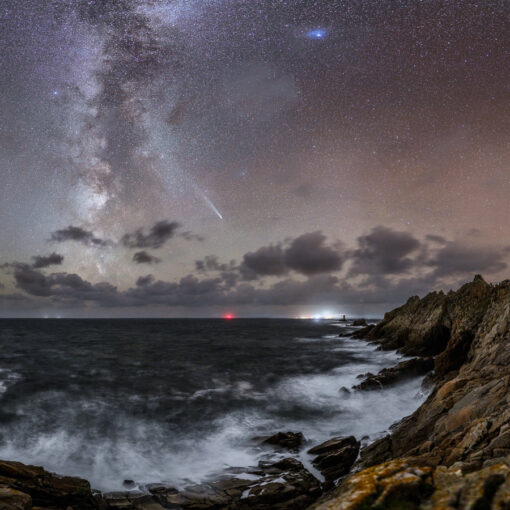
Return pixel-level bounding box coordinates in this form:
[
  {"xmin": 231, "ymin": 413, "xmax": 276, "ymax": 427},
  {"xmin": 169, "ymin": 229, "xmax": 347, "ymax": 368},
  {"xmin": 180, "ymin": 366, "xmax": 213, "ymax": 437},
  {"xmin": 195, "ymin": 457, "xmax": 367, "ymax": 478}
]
[
  {"xmin": 358, "ymin": 436, "xmax": 393, "ymax": 468},
  {"xmin": 157, "ymin": 459, "xmax": 321, "ymax": 509},
  {"xmin": 353, "ymin": 357, "xmax": 434, "ymax": 390},
  {"xmin": 311, "ymin": 459, "xmax": 510, "ymax": 510},
  {"xmin": 355, "ymin": 275, "xmax": 492, "ymax": 360},
  {"xmin": 261, "ymin": 431, "xmax": 304, "ymax": 451},
  {"xmin": 0, "ymin": 486, "xmax": 31, "ymax": 510},
  {"xmin": 103, "ymin": 491, "xmax": 165, "ymax": 510},
  {"xmin": 352, "ymin": 319, "xmax": 367, "ymax": 327},
  {"xmin": 316, "ymin": 277, "xmax": 510, "ymax": 508},
  {"xmin": 308, "ymin": 436, "xmax": 358, "ymax": 457},
  {"xmin": 351, "ymin": 324, "xmax": 374, "ymax": 338},
  {"xmin": 309, "ymin": 436, "xmax": 360, "ymax": 488},
  {"xmin": 238, "ymin": 468, "xmax": 321, "ymax": 509},
  {"xmin": 0, "ymin": 460, "xmax": 98, "ymax": 509}
]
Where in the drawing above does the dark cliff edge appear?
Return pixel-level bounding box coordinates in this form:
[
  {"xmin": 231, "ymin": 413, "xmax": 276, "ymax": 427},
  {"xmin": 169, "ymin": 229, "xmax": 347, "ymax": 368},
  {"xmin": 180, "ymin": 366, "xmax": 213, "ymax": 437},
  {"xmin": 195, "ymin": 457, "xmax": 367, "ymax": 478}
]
[
  {"xmin": 1, "ymin": 275, "xmax": 510, "ymax": 509},
  {"xmin": 312, "ymin": 275, "xmax": 510, "ymax": 509}
]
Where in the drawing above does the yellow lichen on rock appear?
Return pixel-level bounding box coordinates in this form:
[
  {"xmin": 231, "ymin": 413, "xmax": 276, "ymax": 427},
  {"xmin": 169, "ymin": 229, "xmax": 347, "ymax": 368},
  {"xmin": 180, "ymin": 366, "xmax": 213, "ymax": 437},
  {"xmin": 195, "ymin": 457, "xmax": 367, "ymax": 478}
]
[{"xmin": 310, "ymin": 459, "xmax": 432, "ymax": 510}]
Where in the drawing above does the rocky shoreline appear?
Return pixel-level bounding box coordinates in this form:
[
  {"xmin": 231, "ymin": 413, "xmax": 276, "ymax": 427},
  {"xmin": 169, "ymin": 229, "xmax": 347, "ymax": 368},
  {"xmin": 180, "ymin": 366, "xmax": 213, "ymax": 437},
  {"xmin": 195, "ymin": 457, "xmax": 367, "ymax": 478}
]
[{"xmin": 1, "ymin": 275, "xmax": 510, "ymax": 509}]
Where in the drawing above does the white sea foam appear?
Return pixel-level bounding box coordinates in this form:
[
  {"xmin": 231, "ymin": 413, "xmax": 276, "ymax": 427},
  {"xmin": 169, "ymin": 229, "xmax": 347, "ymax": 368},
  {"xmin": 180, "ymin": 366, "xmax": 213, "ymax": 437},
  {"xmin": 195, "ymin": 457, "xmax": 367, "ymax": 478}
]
[
  {"xmin": 0, "ymin": 369, "xmax": 22, "ymax": 396},
  {"xmin": 0, "ymin": 335, "xmax": 430, "ymax": 491}
]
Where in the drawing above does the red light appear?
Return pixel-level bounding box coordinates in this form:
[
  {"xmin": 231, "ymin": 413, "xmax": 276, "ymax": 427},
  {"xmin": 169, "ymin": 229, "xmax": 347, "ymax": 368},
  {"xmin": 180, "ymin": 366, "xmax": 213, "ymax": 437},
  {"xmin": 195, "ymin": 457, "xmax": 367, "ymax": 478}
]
[{"xmin": 223, "ymin": 314, "xmax": 234, "ymax": 320}]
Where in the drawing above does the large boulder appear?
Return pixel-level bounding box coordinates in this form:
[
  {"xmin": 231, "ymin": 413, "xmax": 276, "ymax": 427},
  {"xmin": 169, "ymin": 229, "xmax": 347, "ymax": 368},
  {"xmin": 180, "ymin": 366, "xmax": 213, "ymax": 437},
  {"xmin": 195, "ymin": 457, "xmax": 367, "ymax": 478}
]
[{"xmin": 261, "ymin": 431, "xmax": 305, "ymax": 452}]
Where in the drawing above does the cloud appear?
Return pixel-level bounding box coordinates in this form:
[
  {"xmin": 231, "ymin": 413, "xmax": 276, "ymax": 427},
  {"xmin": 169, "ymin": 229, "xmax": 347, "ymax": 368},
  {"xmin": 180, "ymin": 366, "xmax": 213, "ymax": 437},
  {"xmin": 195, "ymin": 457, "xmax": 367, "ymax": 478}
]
[
  {"xmin": 349, "ymin": 226, "xmax": 421, "ymax": 276},
  {"xmin": 180, "ymin": 231, "xmax": 205, "ymax": 242},
  {"xmin": 284, "ymin": 231, "xmax": 343, "ymax": 275},
  {"xmin": 133, "ymin": 251, "xmax": 161, "ymax": 264},
  {"xmin": 3, "ymin": 225, "xmax": 510, "ymax": 313},
  {"xmin": 31, "ymin": 253, "xmax": 64, "ymax": 269},
  {"xmin": 195, "ymin": 256, "xmax": 235, "ymax": 273},
  {"xmin": 50, "ymin": 226, "xmax": 108, "ymax": 247},
  {"xmin": 12, "ymin": 264, "xmax": 52, "ymax": 297},
  {"xmin": 428, "ymin": 241, "xmax": 508, "ymax": 277},
  {"xmin": 12, "ymin": 264, "xmax": 118, "ymax": 303},
  {"xmin": 136, "ymin": 274, "xmax": 154, "ymax": 287},
  {"xmin": 239, "ymin": 231, "xmax": 343, "ymax": 278},
  {"xmin": 122, "ymin": 221, "xmax": 181, "ymax": 249},
  {"xmin": 241, "ymin": 245, "xmax": 287, "ymax": 276}
]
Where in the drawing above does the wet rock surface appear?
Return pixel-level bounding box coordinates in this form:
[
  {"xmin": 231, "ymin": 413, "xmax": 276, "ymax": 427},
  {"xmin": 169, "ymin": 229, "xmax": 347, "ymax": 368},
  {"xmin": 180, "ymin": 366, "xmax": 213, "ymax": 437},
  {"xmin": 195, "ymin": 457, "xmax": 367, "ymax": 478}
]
[
  {"xmin": 261, "ymin": 431, "xmax": 305, "ymax": 452},
  {"xmin": 0, "ymin": 459, "xmax": 98, "ymax": 510},
  {"xmin": 308, "ymin": 437, "xmax": 360, "ymax": 489},
  {"xmin": 151, "ymin": 458, "xmax": 320, "ymax": 510},
  {"xmin": 353, "ymin": 356, "xmax": 434, "ymax": 390}
]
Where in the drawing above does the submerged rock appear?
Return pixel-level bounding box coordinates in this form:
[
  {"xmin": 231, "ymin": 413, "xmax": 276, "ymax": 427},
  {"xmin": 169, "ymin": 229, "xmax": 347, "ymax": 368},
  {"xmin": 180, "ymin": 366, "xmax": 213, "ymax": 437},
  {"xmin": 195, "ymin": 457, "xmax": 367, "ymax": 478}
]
[{"xmin": 353, "ymin": 357, "xmax": 434, "ymax": 390}]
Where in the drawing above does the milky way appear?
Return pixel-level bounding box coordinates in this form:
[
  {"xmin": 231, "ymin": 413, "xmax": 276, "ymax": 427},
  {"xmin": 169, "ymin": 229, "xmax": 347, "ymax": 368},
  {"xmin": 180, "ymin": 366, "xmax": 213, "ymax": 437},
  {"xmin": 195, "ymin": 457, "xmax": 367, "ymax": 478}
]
[{"xmin": 1, "ymin": 0, "xmax": 509, "ymax": 316}]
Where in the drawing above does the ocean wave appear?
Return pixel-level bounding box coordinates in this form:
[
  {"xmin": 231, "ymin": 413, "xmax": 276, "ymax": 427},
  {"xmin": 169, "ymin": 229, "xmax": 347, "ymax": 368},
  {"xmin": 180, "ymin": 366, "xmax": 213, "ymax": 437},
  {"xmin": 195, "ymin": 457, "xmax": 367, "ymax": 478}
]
[{"xmin": 0, "ymin": 332, "xmax": 429, "ymax": 491}]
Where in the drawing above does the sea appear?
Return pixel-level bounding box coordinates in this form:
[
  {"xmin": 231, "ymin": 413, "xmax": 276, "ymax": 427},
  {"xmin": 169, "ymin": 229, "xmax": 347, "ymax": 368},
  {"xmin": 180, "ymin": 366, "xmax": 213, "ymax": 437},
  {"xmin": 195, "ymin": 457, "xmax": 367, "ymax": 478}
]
[{"xmin": 0, "ymin": 319, "xmax": 428, "ymax": 491}]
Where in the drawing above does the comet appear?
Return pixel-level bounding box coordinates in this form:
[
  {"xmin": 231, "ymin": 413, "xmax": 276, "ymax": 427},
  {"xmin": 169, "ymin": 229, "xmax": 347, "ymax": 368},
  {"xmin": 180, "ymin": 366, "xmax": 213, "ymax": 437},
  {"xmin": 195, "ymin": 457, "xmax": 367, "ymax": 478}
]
[{"xmin": 201, "ymin": 193, "xmax": 223, "ymax": 220}]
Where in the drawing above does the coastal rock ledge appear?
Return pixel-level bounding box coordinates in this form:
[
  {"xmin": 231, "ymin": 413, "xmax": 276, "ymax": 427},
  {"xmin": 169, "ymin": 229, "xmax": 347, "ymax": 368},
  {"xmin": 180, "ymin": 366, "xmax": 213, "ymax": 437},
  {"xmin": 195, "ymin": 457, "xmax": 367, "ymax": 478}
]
[{"xmin": 2, "ymin": 275, "xmax": 510, "ymax": 509}]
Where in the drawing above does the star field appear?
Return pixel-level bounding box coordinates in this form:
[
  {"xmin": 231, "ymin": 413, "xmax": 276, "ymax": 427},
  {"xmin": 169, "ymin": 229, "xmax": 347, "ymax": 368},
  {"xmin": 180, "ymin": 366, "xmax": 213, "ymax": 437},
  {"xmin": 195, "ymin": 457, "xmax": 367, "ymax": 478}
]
[{"xmin": 1, "ymin": 0, "xmax": 509, "ymax": 316}]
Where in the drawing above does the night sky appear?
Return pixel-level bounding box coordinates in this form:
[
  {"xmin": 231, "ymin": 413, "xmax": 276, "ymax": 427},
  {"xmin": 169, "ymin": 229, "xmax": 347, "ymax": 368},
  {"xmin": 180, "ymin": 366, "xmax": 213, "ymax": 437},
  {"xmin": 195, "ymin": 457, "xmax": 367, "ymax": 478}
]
[{"xmin": 1, "ymin": 0, "xmax": 509, "ymax": 317}]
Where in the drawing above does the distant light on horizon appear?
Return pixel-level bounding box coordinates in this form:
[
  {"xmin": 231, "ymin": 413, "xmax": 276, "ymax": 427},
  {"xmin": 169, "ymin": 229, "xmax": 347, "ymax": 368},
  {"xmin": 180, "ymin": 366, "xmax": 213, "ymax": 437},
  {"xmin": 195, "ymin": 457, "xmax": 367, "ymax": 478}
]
[{"xmin": 297, "ymin": 310, "xmax": 339, "ymax": 320}]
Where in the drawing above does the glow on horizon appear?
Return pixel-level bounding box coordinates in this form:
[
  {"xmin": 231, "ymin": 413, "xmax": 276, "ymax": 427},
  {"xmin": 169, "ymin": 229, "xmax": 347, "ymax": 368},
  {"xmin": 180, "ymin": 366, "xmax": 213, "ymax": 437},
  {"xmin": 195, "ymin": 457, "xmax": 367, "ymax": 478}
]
[{"xmin": 297, "ymin": 310, "xmax": 340, "ymax": 320}]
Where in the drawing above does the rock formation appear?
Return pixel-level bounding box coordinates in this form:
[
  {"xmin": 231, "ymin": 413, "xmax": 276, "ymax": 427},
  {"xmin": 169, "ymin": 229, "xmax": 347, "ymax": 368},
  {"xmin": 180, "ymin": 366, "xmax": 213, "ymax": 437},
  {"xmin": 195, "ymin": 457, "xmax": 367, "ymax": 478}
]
[{"xmin": 316, "ymin": 275, "xmax": 510, "ymax": 509}]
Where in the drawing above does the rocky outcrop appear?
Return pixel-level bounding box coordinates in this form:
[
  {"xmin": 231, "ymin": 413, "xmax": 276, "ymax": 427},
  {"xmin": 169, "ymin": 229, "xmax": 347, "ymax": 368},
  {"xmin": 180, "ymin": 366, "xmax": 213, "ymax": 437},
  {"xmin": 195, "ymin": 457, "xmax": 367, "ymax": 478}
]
[
  {"xmin": 354, "ymin": 357, "xmax": 434, "ymax": 390},
  {"xmin": 354, "ymin": 278, "xmax": 510, "ymax": 469},
  {"xmin": 261, "ymin": 431, "xmax": 305, "ymax": 451},
  {"xmin": 153, "ymin": 458, "xmax": 321, "ymax": 510},
  {"xmin": 316, "ymin": 276, "xmax": 510, "ymax": 509},
  {"xmin": 310, "ymin": 459, "xmax": 510, "ymax": 510},
  {"xmin": 356, "ymin": 275, "xmax": 492, "ymax": 367},
  {"xmin": 0, "ymin": 459, "xmax": 99, "ymax": 509},
  {"xmin": 351, "ymin": 319, "xmax": 368, "ymax": 327},
  {"xmin": 308, "ymin": 437, "xmax": 360, "ymax": 489}
]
